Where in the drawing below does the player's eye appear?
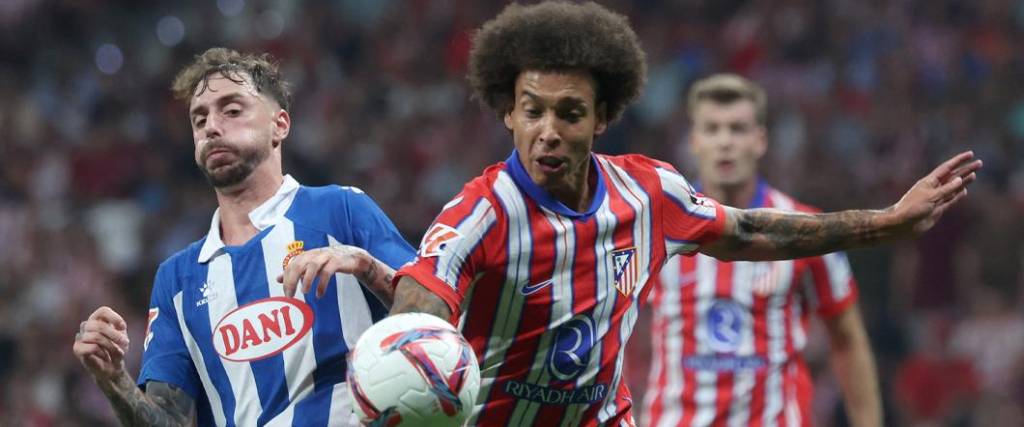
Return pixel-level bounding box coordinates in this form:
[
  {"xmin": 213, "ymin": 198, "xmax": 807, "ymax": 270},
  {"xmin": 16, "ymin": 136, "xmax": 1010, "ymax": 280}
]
[
  {"xmin": 525, "ymin": 108, "xmax": 542, "ymax": 118},
  {"xmin": 194, "ymin": 117, "xmax": 206, "ymax": 128},
  {"xmin": 225, "ymin": 108, "xmax": 241, "ymax": 117}
]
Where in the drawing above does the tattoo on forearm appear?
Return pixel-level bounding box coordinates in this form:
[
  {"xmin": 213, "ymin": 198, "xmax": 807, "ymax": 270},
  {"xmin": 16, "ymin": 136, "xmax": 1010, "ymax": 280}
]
[
  {"xmin": 728, "ymin": 208, "xmax": 892, "ymax": 259},
  {"xmin": 103, "ymin": 375, "xmax": 194, "ymax": 426},
  {"xmin": 390, "ymin": 277, "xmax": 451, "ymax": 320},
  {"xmin": 359, "ymin": 259, "xmax": 397, "ymax": 306}
]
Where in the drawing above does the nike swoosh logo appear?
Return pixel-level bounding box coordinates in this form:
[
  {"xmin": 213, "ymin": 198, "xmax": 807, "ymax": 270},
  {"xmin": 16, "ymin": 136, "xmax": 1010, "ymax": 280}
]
[{"xmin": 521, "ymin": 279, "xmax": 554, "ymax": 295}]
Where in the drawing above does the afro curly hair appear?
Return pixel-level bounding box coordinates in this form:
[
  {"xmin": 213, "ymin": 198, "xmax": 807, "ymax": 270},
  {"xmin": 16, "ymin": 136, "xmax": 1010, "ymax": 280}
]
[{"xmin": 468, "ymin": 1, "xmax": 647, "ymax": 123}]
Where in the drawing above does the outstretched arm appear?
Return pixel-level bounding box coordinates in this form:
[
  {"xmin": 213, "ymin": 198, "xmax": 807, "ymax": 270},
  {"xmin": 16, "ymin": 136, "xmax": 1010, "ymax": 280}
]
[
  {"xmin": 389, "ymin": 275, "xmax": 453, "ymax": 321},
  {"xmin": 701, "ymin": 151, "xmax": 982, "ymax": 261}
]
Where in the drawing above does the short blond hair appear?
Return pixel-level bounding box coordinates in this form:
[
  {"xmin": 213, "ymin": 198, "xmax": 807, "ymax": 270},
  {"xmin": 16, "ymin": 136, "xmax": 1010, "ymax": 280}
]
[{"xmin": 687, "ymin": 74, "xmax": 766, "ymax": 125}]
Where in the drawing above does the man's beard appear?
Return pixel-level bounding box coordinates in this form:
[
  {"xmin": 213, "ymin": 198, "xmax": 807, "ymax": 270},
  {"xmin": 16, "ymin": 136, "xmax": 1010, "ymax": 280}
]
[{"xmin": 198, "ymin": 141, "xmax": 271, "ymax": 188}]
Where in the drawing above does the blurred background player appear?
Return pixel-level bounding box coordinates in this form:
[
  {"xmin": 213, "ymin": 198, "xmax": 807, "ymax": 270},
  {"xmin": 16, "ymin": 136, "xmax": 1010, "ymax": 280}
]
[
  {"xmin": 635, "ymin": 74, "xmax": 881, "ymax": 427},
  {"xmin": 386, "ymin": 2, "xmax": 979, "ymax": 426},
  {"xmin": 71, "ymin": 48, "xmax": 414, "ymax": 426}
]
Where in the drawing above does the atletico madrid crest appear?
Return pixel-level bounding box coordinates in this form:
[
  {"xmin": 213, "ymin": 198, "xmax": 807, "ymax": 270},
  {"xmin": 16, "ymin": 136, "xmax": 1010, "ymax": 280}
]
[{"xmin": 612, "ymin": 247, "xmax": 638, "ymax": 296}]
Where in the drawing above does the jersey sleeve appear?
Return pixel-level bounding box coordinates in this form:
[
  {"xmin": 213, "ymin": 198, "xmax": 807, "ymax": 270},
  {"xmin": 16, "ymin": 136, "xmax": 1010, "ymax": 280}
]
[
  {"xmin": 394, "ymin": 187, "xmax": 500, "ymax": 323},
  {"xmin": 137, "ymin": 262, "xmax": 202, "ymax": 399},
  {"xmin": 653, "ymin": 164, "xmax": 727, "ymax": 256},
  {"xmin": 340, "ymin": 187, "xmax": 417, "ymax": 269},
  {"xmin": 801, "ymin": 251, "xmax": 859, "ymax": 318}
]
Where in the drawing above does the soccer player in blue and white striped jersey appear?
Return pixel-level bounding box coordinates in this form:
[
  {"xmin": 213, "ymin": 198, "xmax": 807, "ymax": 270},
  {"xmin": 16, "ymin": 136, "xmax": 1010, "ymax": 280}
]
[{"xmin": 72, "ymin": 48, "xmax": 415, "ymax": 426}]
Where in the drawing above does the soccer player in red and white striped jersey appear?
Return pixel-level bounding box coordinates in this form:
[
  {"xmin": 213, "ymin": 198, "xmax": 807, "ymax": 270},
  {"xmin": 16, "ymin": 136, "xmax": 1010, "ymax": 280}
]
[
  {"xmin": 638, "ymin": 74, "xmax": 881, "ymax": 427},
  {"xmin": 388, "ymin": 3, "xmax": 981, "ymax": 427}
]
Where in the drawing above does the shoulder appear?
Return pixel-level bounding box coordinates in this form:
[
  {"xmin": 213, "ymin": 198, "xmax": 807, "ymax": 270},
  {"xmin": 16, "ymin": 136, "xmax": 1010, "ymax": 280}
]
[
  {"xmin": 596, "ymin": 153, "xmax": 675, "ymax": 173},
  {"xmin": 764, "ymin": 186, "xmax": 820, "ymax": 213},
  {"xmin": 449, "ymin": 163, "xmax": 506, "ymax": 204},
  {"xmin": 292, "ymin": 184, "xmax": 367, "ymax": 209},
  {"xmin": 153, "ymin": 239, "xmax": 205, "ymax": 292}
]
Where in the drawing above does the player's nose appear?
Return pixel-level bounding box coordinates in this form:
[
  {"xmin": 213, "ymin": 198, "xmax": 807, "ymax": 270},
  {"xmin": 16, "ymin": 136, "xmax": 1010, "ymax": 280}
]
[
  {"xmin": 537, "ymin": 114, "xmax": 561, "ymax": 147},
  {"xmin": 202, "ymin": 115, "xmax": 224, "ymax": 139}
]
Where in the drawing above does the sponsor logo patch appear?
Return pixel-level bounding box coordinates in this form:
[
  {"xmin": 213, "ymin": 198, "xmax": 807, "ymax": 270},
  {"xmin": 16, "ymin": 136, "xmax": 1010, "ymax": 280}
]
[
  {"xmin": 144, "ymin": 308, "xmax": 159, "ymax": 351},
  {"xmin": 212, "ymin": 297, "xmax": 313, "ymax": 362},
  {"xmin": 419, "ymin": 223, "xmax": 462, "ymax": 258},
  {"xmin": 520, "ymin": 278, "xmax": 554, "ymax": 295},
  {"xmin": 196, "ymin": 281, "xmax": 219, "ymax": 307},
  {"xmin": 704, "ymin": 299, "xmax": 746, "ymax": 353},
  {"xmin": 504, "ymin": 380, "xmax": 607, "ymax": 405}
]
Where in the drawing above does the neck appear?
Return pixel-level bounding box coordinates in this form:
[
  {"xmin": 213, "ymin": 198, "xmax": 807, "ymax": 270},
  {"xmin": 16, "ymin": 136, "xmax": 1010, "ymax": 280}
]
[
  {"xmin": 548, "ymin": 158, "xmax": 593, "ymax": 213},
  {"xmin": 214, "ymin": 168, "xmax": 284, "ymax": 245},
  {"xmin": 701, "ymin": 177, "xmax": 758, "ymax": 208}
]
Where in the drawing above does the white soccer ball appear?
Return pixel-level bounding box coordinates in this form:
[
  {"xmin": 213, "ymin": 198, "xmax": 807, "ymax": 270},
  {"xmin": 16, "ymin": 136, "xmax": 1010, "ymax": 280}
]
[{"xmin": 347, "ymin": 313, "xmax": 480, "ymax": 426}]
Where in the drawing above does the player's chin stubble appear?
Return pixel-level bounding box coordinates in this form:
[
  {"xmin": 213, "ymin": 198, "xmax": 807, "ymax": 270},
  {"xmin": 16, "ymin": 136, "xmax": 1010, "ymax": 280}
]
[{"xmin": 199, "ymin": 143, "xmax": 270, "ymax": 188}]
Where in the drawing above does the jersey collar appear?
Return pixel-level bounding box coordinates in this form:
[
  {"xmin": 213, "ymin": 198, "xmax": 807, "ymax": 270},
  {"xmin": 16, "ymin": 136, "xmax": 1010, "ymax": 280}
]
[
  {"xmin": 198, "ymin": 174, "xmax": 300, "ymax": 263},
  {"xmin": 505, "ymin": 150, "xmax": 607, "ymax": 220}
]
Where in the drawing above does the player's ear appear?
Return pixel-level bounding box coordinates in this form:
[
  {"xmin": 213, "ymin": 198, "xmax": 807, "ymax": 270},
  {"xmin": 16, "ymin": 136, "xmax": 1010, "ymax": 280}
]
[
  {"xmin": 503, "ymin": 108, "xmax": 513, "ymax": 132},
  {"xmin": 272, "ymin": 109, "xmax": 290, "ymax": 147},
  {"xmin": 753, "ymin": 123, "xmax": 767, "ymax": 159},
  {"xmin": 594, "ymin": 103, "xmax": 608, "ymax": 137}
]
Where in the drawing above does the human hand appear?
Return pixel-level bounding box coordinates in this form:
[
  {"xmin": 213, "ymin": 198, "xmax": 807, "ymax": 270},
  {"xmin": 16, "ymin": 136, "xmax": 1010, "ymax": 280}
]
[
  {"xmin": 277, "ymin": 245, "xmax": 372, "ymax": 298},
  {"xmin": 73, "ymin": 306, "xmax": 130, "ymax": 384},
  {"xmin": 889, "ymin": 151, "xmax": 982, "ymax": 237}
]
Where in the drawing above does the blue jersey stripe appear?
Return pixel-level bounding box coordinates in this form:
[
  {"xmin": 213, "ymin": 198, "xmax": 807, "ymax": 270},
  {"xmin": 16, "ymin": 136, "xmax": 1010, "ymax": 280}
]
[
  {"xmin": 290, "ymin": 384, "xmax": 333, "ymax": 427},
  {"xmin": 229, "ymin": 243, "xmax": 293, "ymax": 425},
  {"xmin": 293, "ymin": 225, "xmax": 350, "ymax": 391},
  {"xmin": 185, "ymin": 263, "xmax": 239, "ymax": 427}
]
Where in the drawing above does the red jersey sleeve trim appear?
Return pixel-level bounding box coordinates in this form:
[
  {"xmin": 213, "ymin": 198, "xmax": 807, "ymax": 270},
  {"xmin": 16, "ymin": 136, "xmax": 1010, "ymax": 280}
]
[
  {"xmin": 815, "ymin": 278, "xmax": 860, "ymax": 319},
  {"xmin": 394, "ymin": 266, "xmax": 463, "ymax": 324}
]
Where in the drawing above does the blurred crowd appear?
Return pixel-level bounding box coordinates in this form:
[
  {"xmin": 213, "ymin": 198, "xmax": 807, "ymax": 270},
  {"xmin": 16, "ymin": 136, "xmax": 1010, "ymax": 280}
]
[{"xmin": 1, "ymin": 0, "xmax": 1022, "ymax": 425}]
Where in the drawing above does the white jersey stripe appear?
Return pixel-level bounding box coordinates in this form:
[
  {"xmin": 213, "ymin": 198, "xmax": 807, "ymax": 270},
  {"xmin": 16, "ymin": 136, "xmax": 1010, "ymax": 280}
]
[
  {"xmin": 728, "ymin": 262, "xmax": 756, "ymax": 427},
  {"xmin": 655, "ymin": 167, "xmax": 716, "ymax": 219},
  {"xmin": 823, "ymin": 252, "xmax": 853, "ymax": 301},
  {"xmin": 206, "ymin": 255, "xmax": 263, "ymax": 426},
  {"xmin": 436, "ymin": 198, "xmax": 497, "ymax": 287},
  {"xmin": 651, "ymin": 256, "xmax": 683, "ymax": 427},
  {"xmin": 510, "ymin": 211, "xmax": 577, "ymax": 425},
  {"xmin": 259, "ymin": 221, "xmax": 316, "ymax": 422},
  {"xmin": 597, "ymin": 157, "xmax": 652, "ymax": 422},
  {"xmin": 468, "ymin": 171, "xmax": 531, "ymax": 426},
  {"xmin": 691, "ymin": 255, "xmax": 719, "ymax": 426},
  {"xmin": 174, "ymin": 292, "xmax": 227, "ymax": 426},
  {"xmin": 326, "ymin": 235, "xmax": 374, "ymax": 351},
  {"xmin": 562, "ymin": 194, "xmax": 618, "ymax": 427}
]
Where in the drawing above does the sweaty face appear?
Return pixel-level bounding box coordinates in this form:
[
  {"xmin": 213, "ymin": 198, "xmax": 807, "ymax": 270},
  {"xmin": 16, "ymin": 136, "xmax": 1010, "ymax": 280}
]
[
  {"xmin": 189, "ymin": 73, "xmax": 278, "ymax": 188},
  {"xmin": 504, "ymin": 70, "xmax": 607, "ymax": 197},
  {"xmin": 689, "ymin": 100, "xmax": 766, "ymax": 189}
]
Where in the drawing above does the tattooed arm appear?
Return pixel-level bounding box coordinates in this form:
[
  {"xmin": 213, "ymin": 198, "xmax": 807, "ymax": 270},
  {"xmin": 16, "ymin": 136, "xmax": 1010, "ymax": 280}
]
[
  {"xmin": 73, "ymin": 306, "xmax": 195, "ymax": 426},
  {"xmin": 389, "ymin": 276, "xmax": 453, "ymax": 321},
  {"xmin": 701, "ymin": 151, "xmax": 982, "ymax": 261},
  {"xmin": 279, "ymin": 245, "xmax": 397, "ymax": 306},
  {"xmin": 98, "ymin": 374, "xmax": 196, "ymax": 427}
]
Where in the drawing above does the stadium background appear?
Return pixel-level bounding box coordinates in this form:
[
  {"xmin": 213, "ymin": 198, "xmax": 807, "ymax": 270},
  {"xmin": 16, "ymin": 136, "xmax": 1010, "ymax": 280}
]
[{"xmin": 1, "ymin": 0, "xmax": 1021, "ymax": 425}]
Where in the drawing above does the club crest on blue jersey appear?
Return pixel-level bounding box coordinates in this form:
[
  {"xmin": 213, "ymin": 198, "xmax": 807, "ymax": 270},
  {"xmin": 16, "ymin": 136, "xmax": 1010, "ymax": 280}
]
[
  {"xmin": 612, "ymin": 247, "xmax": 638, "ymax": 297},
  {"xmin": 282, "ymin": 240, "xmax": 305, "ymax": 269}
]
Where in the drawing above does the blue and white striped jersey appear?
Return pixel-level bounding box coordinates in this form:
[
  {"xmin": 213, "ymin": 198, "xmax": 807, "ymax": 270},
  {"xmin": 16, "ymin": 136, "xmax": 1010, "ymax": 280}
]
[{"xmin": 138, "ymin": 176, "xmax": 416, "ymax": 426}]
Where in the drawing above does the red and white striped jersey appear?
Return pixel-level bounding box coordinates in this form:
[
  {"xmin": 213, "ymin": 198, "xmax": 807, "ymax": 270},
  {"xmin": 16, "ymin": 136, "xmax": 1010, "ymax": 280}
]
[
  {"xmin": 640, "ymin": 182, "xmax": 859, "ymax": 427},
  {"xmin": 395, "ymin": 151, "xmax": 726, "ymax": 426}
]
